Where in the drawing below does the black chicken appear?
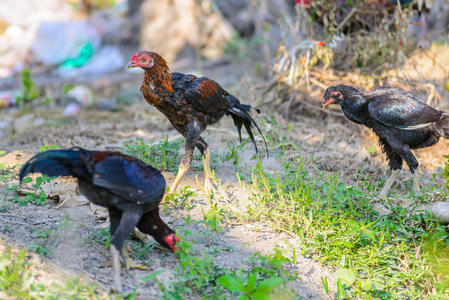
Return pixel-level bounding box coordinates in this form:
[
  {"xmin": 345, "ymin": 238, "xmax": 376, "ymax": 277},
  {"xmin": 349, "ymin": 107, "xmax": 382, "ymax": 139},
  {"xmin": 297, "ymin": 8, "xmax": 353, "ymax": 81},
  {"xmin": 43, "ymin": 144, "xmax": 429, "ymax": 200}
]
[
  {"xmin": 127, "ymin": 51, "xmax": 267, "ymax": 196},
  {"xmin": 322, "ymin": 85, "xmax": 449, "ymax": 198},
  {"xmin": 19, "ymin": 148, "xmax": 179, "ymax": 293}
]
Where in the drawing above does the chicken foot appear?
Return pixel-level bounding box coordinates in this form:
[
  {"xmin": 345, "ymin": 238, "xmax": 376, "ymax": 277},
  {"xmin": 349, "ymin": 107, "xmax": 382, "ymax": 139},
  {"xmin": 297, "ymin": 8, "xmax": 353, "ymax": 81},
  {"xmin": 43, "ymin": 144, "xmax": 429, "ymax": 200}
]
[{"xmin": 122, "ymin": 245, "xmax": 147, "ymax": 271}]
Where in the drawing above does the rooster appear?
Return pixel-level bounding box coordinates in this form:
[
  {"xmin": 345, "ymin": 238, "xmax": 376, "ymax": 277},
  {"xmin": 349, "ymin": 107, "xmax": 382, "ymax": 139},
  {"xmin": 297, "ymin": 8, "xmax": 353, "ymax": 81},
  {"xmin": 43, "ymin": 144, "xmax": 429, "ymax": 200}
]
[
  {"xmin": 19, "ymin": 148, "xmax": 178, "ymax": 293},
  {"xmin": 322, "ymin": 85, "xmax": 449, "ymax": 198},
  {"xmin": 127, "ymin": 51, "xmax": 267, "ymax": 196}
]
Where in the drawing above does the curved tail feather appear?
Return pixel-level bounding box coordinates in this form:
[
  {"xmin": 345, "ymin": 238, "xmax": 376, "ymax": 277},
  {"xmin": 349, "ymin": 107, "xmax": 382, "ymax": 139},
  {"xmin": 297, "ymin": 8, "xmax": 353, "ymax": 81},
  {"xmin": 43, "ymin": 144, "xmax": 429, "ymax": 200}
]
[
  {"xmin": 19, "ymin": 148, "xmax": 89, "ymax": 183},
  {"xmin": 227, "ymin": 95, "xmax": 268, "ymax": 154}
]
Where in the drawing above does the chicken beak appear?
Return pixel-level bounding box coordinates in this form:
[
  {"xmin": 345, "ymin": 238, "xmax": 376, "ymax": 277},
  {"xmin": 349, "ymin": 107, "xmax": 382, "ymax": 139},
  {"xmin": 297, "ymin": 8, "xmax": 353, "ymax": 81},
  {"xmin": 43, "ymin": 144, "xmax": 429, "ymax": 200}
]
[
  {"xmin": 126, "ymin": 62, "xmax": 137, "ymax": 70},
  {"xmin": 321, "ymin": 98, "xmax": 334, "ymax": 110}
]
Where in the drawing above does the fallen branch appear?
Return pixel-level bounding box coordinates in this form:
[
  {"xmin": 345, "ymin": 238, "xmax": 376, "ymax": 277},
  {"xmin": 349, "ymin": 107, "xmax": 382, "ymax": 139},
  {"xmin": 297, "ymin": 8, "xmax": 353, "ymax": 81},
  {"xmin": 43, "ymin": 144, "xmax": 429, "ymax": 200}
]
[{"xmin": 337, "ymin": 7, "xmax": 357, "ymax": 32}]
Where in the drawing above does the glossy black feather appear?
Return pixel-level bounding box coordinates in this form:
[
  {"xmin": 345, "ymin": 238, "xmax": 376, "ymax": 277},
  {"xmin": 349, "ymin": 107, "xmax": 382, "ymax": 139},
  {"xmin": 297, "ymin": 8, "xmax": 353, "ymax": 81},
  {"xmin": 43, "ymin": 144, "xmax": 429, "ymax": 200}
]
[
  {"xmin": 365, "ymin": 88, "xmax": 442, "ymax": 129},
  {"xmin": 92, "ymin": 155, "xmax": 165, "ymax": 204},
  {"xmin": 182, "ymin": 76, "xmax": 230, "ymax": 118},
  {"xmin": 20, "ymin": 148, "xmax": 165, "ymax": 206},
  {"xmin": 169, "ymin": 72, "xmax": 267, "ymax": 152},
  {"xmin": 20, "ymin": 148, "xmax": 175, "ymax": 254},
  {"xmin": 323, "ymin": 85, "xmax": 449, "ymax": 174},
  {"xmin": 19, "ymin": 148, "xmax": 88, "ymax": 181}
]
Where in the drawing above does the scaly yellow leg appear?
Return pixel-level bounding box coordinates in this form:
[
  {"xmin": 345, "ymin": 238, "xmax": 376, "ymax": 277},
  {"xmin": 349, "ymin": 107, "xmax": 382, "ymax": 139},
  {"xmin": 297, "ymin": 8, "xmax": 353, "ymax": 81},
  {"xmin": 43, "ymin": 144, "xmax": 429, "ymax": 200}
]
[
  {"xmin": 202, "ymin": 147, "xmax": 215, "ymax": 194},
  {"xmin": 379, "ymin": 169, "xmax": 399, "ymax": 199},
  {"xmin": 110, "ymin": 245, "xmax": 122, "ymax": 294},
  {"xmin": 413, "ymin": 168, "xmax": 421, "ymax": 195}
]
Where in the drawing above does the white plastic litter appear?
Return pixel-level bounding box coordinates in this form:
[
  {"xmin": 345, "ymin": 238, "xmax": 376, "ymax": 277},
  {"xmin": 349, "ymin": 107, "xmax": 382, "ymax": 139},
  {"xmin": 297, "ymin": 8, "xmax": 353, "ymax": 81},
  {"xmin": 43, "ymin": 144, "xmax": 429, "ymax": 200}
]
[
  {"xmin": 31, "ymin": 21, "xmax": 100, "ymax": 65},
  {"xmin": 57, "ymin": 46, "xmax": 125, "ymax": 78},
  {"xmin": 67, "ymin": 86, "xmax": 93, "ymax": 107}
]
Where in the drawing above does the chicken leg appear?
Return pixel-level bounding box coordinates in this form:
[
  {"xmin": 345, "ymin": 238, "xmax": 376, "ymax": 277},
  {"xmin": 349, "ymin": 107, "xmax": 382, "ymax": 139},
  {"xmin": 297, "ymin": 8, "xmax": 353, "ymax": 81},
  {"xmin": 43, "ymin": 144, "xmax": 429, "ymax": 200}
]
[
  {"xmin": 197, "ymin": 137, "xmax": 214, "ymax": 194},
  {"xmin": 413, "ymin": 168, "xmax": 421, "ymax": 195},
  {"xmin": 110, "ymin": 245, "xmax": 122, "ymax": 293},
  {"xmin": 109, "ymin": 210, "xmax": 142, "ymax": 293},
  {"xmin": 165, "ymin": 123, "xmax": 202, "ymax": 200},
  {"xmin": 379, "ymin": 169, "xmax": 399, "ymax": 199},
  {"xmin": 109, "ymin": 209, "xmax": 146, "ymax": 272}
]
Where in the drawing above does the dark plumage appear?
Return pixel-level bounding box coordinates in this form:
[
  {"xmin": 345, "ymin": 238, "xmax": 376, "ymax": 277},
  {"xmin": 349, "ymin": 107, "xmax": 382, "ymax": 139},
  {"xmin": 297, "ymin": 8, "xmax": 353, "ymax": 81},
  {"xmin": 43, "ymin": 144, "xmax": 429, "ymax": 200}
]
[
  {"xmin": 127, "ymin": 51, "xmax": 267, "ymax": 195},
  {"xmin": 19, "ymin": 148, "xmax": 178, "ymax": 293},
  {"xmin": 322, "ymin": 85, "xmax": 449, "ymax": 197}
]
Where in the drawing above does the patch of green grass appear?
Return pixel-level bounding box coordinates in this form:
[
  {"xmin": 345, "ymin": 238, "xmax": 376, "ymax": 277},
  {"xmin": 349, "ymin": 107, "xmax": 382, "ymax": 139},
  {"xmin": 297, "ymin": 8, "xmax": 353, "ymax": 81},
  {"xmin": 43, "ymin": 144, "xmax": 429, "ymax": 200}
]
[
  {"xmin": 143, "ymin": 215, "xmax": 297, "ymax": 299},
  {"xmin": 129, "ymin": 240, "xmax": 156, "ymax": 261},
  {"xmin": 201, "ymin": 194, "xmax": 225, "ymax": 233},
  {"xmin": 216, "ymin": 249, "xmax": 297, "ymax": 299},
  {"xmin": 28, "ymin": 243, "xmax": 54, "ymax": 258},
  {"xmin": 123, "ymin": 137, "xmax": 183, "ymax": 172},
  {"xmin": 162, "ymin": 185, "xmax": 197, "ymax": 212},
  {"xmin": 423, "ymin": 228, "xmax": 449, "ymax": 294},
  {"xmin": 0, "ymin": 246, "xmax": 109, "ymax": 299},
  {"xmin": 0, "ymin": 164, "xmax": 16, "ymax": 182},
  {"xmin": 241, "ymin": 149, "xmax": 447, "ymax": 298},
  {"xmin": 39, "ymin": 140, "xmax": 60, "ymax": 152},
  {"xmin": 16, "ymin": 68, "xmax": 41, "ymax": 108},
  {"xmin": 32, "ymin": 227, "xmax": 54, "ymax": 240},
  {"xmin": 86, "ymin": 227, "xmax": 111, "ymax": 248},
  {"xmin": 124, "ymin": 137, "xmax": 231, "ymax": 174},
  {"xmin": 7, "ymin": 175, "xmax": 54, "ymax": 206}
]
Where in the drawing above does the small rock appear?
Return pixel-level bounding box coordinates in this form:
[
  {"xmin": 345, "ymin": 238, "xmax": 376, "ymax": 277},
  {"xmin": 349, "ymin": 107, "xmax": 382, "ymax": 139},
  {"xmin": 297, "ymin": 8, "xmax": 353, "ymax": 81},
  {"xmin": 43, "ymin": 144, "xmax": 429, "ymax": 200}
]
[{"xmin": 431, "ymin": 201, "xmax": 449, "ymax": 223}]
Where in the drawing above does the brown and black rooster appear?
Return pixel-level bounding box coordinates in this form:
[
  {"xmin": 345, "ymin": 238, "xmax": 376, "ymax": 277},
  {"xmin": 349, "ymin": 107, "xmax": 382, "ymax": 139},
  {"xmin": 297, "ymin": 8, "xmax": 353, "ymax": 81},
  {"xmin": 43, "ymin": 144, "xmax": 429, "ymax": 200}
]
[
  {"xmin": 322, "ymin": 85, "xmax": 449, "ymax": 198},
  {"xmin": 19, "ymin": 148, "xmax": 178, "ymax": 293},
  {"xmin": 127, "ymin": 51, "xmax": 267, "ymax": 195}
]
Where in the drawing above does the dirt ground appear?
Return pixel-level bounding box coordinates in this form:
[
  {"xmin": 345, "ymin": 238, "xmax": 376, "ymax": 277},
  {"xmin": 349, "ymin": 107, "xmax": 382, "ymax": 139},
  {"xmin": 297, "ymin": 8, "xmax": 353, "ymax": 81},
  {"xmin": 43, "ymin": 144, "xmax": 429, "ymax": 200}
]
[{"xmin": 1, "ymin": 48, "xmax": 449, "ymax": 299}]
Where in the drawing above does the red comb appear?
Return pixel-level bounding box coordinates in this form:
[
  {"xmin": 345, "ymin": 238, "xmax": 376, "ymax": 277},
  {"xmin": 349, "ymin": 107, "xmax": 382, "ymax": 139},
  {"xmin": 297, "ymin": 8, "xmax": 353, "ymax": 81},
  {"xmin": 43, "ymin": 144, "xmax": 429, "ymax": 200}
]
[
  {"xmin": 131, "ymin": 53, "xmax": 138, "ymax": 62},
  {"xmin": 164, "ymin": 233, "xmax": 180, "ymax": 252}
]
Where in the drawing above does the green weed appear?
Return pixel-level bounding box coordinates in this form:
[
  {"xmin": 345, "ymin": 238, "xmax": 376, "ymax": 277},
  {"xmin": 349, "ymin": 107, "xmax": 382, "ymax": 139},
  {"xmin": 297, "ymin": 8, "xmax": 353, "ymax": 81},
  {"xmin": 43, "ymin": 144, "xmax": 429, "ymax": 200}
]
[
  {"xmin": 39, "ymin": 140, "xmax": 60, "ymax": 152},
  {"xmin": 162, "ymin": 185, "xmax": 197, "ymax": 212},
  {"xmin": 201, "ymin": 194, "xmax": 225, "ymax": 233},
  {"xmin": 242, "ymin": 148, "xmax": 445, "ymax": 298},
  {"xmin": 123, "ymin": 137, "xmax": 183, "ymax": 172},
  {"xmin": 86, "ymin": 227, "xmax": 111, "ymax": 248},
  {"xmin": 142, "ymin": 215, "xmax": 297, "ymax": 299},
  {"xmin": 16, "ymin": 68, "xmax": 52, "ymax": 109},
  {"xmin": 28, "ymin": 243, "xmax": 54, "ymax": 258},
  {"xmin": 8, "ymin": 175, "xmax": 54, "ymax": 206},
  {"xmin": 0, "ymin": 246, "xmax": 109, "ymax": 299}
]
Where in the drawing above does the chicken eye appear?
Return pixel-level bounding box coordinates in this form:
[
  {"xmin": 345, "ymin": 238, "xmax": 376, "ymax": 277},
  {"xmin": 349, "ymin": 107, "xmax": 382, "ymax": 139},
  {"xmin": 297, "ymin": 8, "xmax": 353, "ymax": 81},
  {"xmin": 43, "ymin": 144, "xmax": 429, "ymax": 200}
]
[{"xmin": 141, "ymin": 57, "xmax": 147, "ymax": 62}]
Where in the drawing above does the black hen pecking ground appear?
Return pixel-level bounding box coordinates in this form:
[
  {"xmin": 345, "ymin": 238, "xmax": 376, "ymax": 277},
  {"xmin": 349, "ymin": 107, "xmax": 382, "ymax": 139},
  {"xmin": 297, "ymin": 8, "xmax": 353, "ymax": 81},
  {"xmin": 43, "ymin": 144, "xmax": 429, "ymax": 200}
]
[{"xmin": 19, "ymin": 147, "xmax": 178, "ymax": 293}]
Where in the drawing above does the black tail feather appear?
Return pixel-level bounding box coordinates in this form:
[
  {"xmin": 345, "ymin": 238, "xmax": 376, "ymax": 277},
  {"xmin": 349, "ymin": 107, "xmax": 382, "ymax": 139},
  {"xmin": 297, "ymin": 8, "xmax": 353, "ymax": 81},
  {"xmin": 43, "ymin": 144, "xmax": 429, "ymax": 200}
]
[
  {"xmin": 227, "ymin": 97, "xmax": 268, "ymax": 154},
  {"xmin": 232, "ymin": 115, "xmax": 244, "ymax": 144},
  {"xmin": 19, "ymin": 149, "xmax": 89, "ymax": 183}
]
